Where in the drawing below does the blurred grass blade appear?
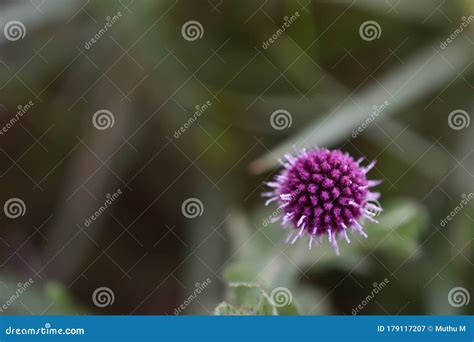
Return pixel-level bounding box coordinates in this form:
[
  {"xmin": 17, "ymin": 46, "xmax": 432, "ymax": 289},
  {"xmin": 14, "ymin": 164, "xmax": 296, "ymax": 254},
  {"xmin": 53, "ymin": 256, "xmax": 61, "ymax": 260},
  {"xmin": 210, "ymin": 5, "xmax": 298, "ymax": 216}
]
[
  {"xmin": 251, "ymin": 38, "xmax": 472, "ymax": 173},
  {"xmin": 0, "ymin": 0, "xmax": 80, "ymax": 45},
  {"xmin": 365, "ymin": 118, "xmax": 451, "ymax": 182},
  {"xmin": 354, "ymin": 0, "xmax": 447, "ymax": 25}
]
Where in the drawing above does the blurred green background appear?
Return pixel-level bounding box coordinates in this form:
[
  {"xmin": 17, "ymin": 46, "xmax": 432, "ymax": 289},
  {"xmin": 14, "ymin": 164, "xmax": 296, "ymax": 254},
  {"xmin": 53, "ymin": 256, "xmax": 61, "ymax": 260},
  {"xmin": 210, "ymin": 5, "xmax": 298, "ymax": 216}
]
[{"xmin": 0, "ymin": 0, "xmax": 472, "ymax": 315}]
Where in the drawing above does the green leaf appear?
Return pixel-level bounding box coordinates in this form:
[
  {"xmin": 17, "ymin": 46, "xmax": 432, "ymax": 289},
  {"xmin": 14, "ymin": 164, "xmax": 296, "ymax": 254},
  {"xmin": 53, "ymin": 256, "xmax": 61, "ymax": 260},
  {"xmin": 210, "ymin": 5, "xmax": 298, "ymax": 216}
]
[
  {"xmin": 0, "ymin": 276, "xmax": 78, "ymax": 314},
  {"xmin": 221, "ymin": 282, "xmax": 301, "ymax": 315},
  {"xmin": 257, "ymin": 293, "xmax": 277, "ymax": 315},
  {"xmin": 363, "ymin": 198, "xmax": 429, "ymax": 257},
  {"xmin": 229, "ymin": 282, "xmax": 262, "ymax": 308},
  {"xmin": 303, "ymin": 198, "xmax": 429, "ymax": 270},
  {"xmin": 228, "ymin": 282, "xmax": 278, "ymax": 315},
  {"xmin": 220, "ymin": 199, "xmax": 428, "ymax": 315},
  {"xmin": 275, "ymin": 301, "xmax": 299, "ymax": 315},
  {"xmin": 214, "ymin": 302, "xmax": 257, "ymax": 316},
  {"xmin": 44, "ymin": 282, "xmax": 77, "ymax": 313}
]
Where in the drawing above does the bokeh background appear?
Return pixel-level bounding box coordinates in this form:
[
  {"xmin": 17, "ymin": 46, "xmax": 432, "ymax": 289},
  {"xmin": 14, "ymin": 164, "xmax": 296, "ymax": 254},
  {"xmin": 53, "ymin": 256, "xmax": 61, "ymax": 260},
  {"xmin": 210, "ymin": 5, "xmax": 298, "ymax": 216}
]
[{"xmin": 0, "ymin": 0, "xmax": 473, "ymax": 315}]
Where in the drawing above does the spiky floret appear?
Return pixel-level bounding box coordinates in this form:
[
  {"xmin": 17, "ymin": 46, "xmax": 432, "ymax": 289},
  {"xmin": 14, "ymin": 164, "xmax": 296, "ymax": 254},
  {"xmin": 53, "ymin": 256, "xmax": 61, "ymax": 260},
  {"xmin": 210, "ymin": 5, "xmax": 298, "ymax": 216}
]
[{"xmin": 263, "ymin": 148, "xmax": 382, "ymax": 255}]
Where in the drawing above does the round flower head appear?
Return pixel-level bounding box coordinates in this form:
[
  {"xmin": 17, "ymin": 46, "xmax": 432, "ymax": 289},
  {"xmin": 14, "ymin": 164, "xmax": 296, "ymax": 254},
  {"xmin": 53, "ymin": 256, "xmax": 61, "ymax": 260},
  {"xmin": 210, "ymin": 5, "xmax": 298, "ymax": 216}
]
[{"xmin": 263, "ymin": 148, "xmax": 382, "ymax": 255}]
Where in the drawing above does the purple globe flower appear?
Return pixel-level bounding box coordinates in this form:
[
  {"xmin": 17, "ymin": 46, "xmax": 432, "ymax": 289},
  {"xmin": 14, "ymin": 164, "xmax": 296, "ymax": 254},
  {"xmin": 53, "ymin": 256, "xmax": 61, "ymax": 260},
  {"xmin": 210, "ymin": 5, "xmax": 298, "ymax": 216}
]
[{"xmin": 263, "ymin": 148, "xmax": 382, "ymax": 255}]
